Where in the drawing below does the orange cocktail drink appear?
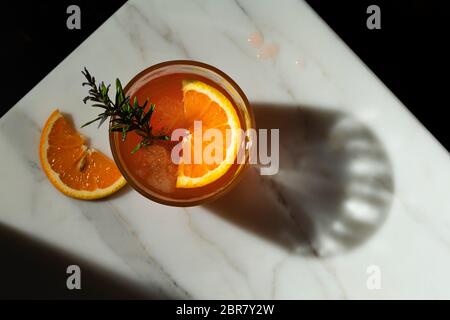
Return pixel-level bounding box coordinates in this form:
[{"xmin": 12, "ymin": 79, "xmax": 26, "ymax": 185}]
[{"xmin": 109, "ymin": 61, "xmax": 254, "ymax": 206}]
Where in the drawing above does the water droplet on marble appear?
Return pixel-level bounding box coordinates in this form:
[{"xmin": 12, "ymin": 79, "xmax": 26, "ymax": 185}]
[
  {"xmin": 257, "ymin": 43, "xmax": 279, "ymax": 60},
  {"xmin": 295, "ymin": 57, "xmax": 306, "ymax": 69},
  {"xmin": 247, "ymin": 31, "xmax": 264, "ymax": 48}
]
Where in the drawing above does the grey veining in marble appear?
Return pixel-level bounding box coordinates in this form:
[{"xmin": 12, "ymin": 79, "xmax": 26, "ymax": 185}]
[{"xmin": 0, "ymin": 0, "xmax": 449, "ymax": 299}]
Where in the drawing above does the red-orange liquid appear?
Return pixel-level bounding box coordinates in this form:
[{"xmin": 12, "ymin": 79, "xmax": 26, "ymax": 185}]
[{"xmin": 116, "ymin": 73, "xmax": 244, "ymax": 201}]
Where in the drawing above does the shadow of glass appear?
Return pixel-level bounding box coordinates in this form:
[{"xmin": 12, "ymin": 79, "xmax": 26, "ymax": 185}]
[
  {"xmin": 206, "ymin": 103, "xmax": 394, "ymax": 256},
  {"xmin": 0, "ymin": 222, "xmax": 171, "ymax": 299}
]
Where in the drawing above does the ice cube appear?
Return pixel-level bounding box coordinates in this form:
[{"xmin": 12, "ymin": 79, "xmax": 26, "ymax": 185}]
[{"xmin": 135, "ymin": 143, "xmax": 177, "ymax": 194}]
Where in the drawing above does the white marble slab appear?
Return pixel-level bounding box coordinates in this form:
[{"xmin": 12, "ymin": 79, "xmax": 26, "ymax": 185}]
[{"xmin": 1, "ymin": 0, "xmax": 449, "ymax": 299}]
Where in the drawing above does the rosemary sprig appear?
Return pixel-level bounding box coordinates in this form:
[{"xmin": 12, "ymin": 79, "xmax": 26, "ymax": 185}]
[{"xmin": 81, "ymin": 67, "xmax": 169, "ymax": 154}]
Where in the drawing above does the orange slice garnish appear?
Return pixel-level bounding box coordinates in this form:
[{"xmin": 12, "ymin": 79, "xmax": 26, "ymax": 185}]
[
  {"xmin": 176, "ymin": 80, "xmax": 241, "ymax": 188},
  {"xmin": 39, "ymin": 110, "xmax": 126, "ymax": 199}
]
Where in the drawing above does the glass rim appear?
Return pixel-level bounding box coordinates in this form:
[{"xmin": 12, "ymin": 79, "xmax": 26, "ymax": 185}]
[{"xmin": 109, "ymin": 60, "xmax": 255, "ymax": 207}]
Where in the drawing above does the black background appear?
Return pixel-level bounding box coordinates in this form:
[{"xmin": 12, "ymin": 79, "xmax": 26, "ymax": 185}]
[
  {"xmin": 306, "ymin": 0, "xmax": 449, "ymax": 150},
  {"xmin": 0, "ymin": 0, "xmax": 448, "ymax": 299}
]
